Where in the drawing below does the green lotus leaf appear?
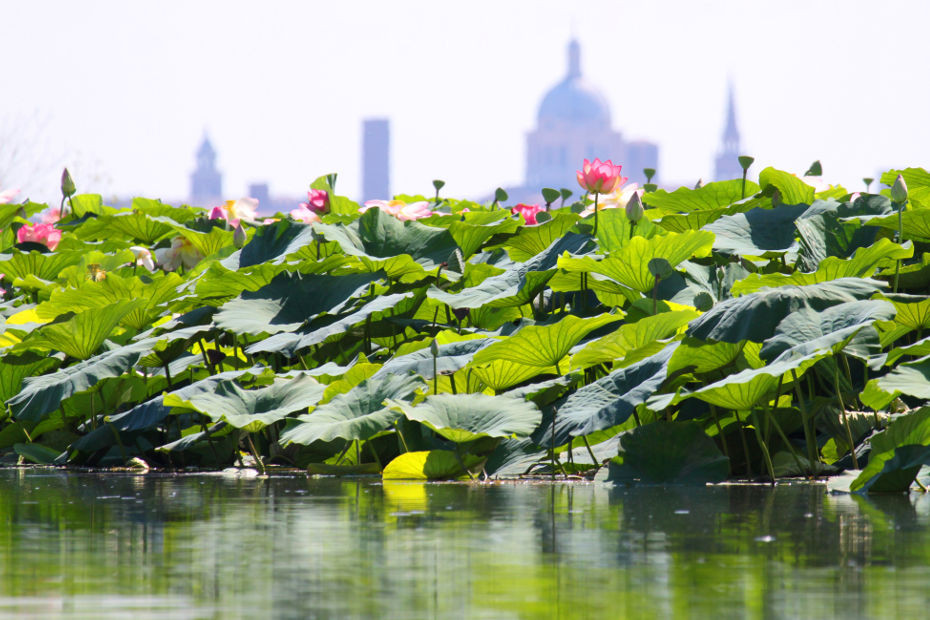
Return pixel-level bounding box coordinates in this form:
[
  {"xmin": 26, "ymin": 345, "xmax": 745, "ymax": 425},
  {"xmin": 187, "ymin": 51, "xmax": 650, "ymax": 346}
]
[
  {"xmin": 279, "ymin": 373, "xmax": 423, "ymax": 445},
  {"xmin": 315, "ymin": 207, "xmax": 457, "ymax": 268},
  {"xmin": 607, "ymin": 421, "xmax": 729, "ymax": 484},
  {"xmin": 468, "ymin": 358, "xmax": 544, "ymax": 393},
  {"xmin": 544, "ymin": 343, "xmax": 676, "ymax": 447},
  {"xmin": 687, "ymin": 351, "xmax": 826, "ymax": 410},
  {"xmin": 221, "ymin": 220, "xmax": 317, "ymax": 268},
  {"xmin": 164, "ymin": 374, "xmax": 326, "ymax": 433},
  {"xmin": 446, "ymin": 215, "xmax": 518, "ymax": 259},
  {"xmin": 687, "ymin": 278, "xmax": 886, "ymax": 343},
  {"xmin": 0, "ymin": 201, "xmax": 46, "ymax": 230},
  {"xmin": 75, "ymin": 211, "xmax": 176, "ymax": 244},
  {"xmin": 7, "ymin": 340, "xmax": 152, "ymax": 422},
  {"xmin": 795, "ymin": 196, "xmax": 891, "ymax": 270},
  {"xmin": 215, "ymin": 270, "xmax": 384, "ymax": 335},
  {"xmin": 390, "ymin": 393, "xmax": 541, "ymax": 443},
  {"xmin": 704, "ymin": 203, "xmax": 808, "ymax": 255},
  {"xmin": 484, "ymin": 437, "xmax": 549, "ymax": 477},
  {"xmin": 759, "ymin": 300, "xmax": 895, "ymax": 362},
  {"xmin": 860, "ymin": 357, "xmax": 930, "ymax": 411},
  {"xmin": 429, "ymin": 232, "xmax": 590, "ymax": 309},
  {"xmin": 557, "ymin": 230, "xmax": 714, "ymax": 293},
  {"xmin": 643, "ymin": 179, "xmax": 760, "ymax": 214},
  {"xmin": 495, "ymin": 211, "xmax": 577, "ymax": 261},
  {"xmin": 880, "ymin": 168, "xmax": 930, "ymax": 208},
  {"xmin": 866, "ymin": 210, "xmax": 930, "ymax": 241},
  {"xmin": 876, "ymin": 293, "xmax": 930, "ymax": 332},
  {"xmin": 14, "ymin": 442, "xmax": 62, "ymax": 465},
  {"xmin": 36, "ymin": 272, "xmax": 183, "ymax": 331},
  {"xmin": 72, "ymin": 367, "xmax": 261, "ymax": 453},
  {"xmin": 19, "ymin": 299, "xmax": 144, "ymax": 360},
  {"xmin": 732, "ymin": 239, "xmax": 912, "ymax": 295},
  {"xmin": 373, "ymin": 337, "xmax": 495, "ymax": 380},
  {"xmin": 382, "ymin": 449, "xmax": 482, "ymax": 480},
  {"xmin": 850, "ymin": 408, "xmax": 930, "ymax": 493},
  {"xmin": 0, "ymin": 250, "xmax": 85, "ymax": 283},
  {"xmin": 0, "ymin": 350, "xmax": 59, "ymax": 403},
  {"xmin": 758, "ymin": 166, "xmax": 815, "ymax": 205},
  {"xmin": 884, "ymin": 334, "xmax": 930, "ymax": 367},
  {"xmin": 571, "ymin": 310, "xmax": 698, "ymax": 370},
  {"xmin": 473, "ymin": 313, "xmax": 622, "ymax": 369},
  {"xmin": 157, "ymin": 221, "xmax": 235, "ymax": 258},
  {"xmin": 247, "ymin": 292, "xmax": 420, "ymax": 357},
  {"xmin": 668, "ymin": 337, "xmax": 744, "ymax": 375},
  {"xmin": 656, "ymin": 208, "xmax": 733, "ymax": 233}
]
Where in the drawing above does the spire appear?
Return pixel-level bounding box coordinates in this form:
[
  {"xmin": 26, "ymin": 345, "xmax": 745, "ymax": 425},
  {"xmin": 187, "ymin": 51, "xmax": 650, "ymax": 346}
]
[
  {"xmin": 714, "ymin": 82, "xmax": 744, "ymax": 181},
  {"xmin": 567, "ymin": 39, "xmax": 581, "ymax": 79},
  {"xmin": 721, "ymin": 82, "xmax": 740, "ymax": 152}
]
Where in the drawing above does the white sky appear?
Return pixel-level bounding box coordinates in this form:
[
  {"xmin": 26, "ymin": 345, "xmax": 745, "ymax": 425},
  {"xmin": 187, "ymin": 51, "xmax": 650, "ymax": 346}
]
[{"xmin": 2, "ymin": 0, "xmax": 928, "ymax": 206}]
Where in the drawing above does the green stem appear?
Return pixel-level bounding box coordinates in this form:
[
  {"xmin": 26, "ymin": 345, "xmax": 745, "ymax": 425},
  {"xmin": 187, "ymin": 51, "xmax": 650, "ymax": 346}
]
[
  {"xmin": 750, "ymin": 409, "xmax": 776, "ymax": 484},
  {"xmin": 791, "ymin": 370, "xmax": 817, "ymax": 470},
  {"xmin": 246, "ymin": 434, "xmax": 265, "ymax": 475},
  {"xmin": 593, "ymin": 193, "xmax": 599, "ymax": 236},
  {"xmin": 733, "ymin": 409, "xmax": 753, "ymax": 479},
  {"xmin": 709, "ymin": 404, "xmax": 732, "ymax": 475},
  {"xmin": 581, "ymin": 435, "xmax": 599, "ymax": 468},
  {"xmin": 835, "ymin": 367, "xmax": 859, "ymax": 470}
]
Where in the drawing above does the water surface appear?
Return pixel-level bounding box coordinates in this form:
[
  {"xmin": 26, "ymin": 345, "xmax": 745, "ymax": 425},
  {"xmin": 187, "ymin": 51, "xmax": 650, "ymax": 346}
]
[{"xmin": 0, "ymin": 470, "xmax": 928, "ymax": 619}]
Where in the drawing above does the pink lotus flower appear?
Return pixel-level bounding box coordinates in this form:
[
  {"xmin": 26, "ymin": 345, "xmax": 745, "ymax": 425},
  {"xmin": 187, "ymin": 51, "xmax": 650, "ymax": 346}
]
[
  {"xmin": 580, "ymin": 182, "xmax": 642, "ymax": 218},
  {"xmin": 300, "ymin": 189, "xmax": 329, "ymax": 215},
  {"xmin": 577, "ymin": 158, "xmax": 626, "ymax": 195},
  {"xmin": 361, "ymin": 199, "xmax": 433, "ymax": 221},
  {"xmin": 210, "ymin": 197, "xmax": 259, "ymax": 227},
  {"xmin": 155, "ymin": 236, "xmax": 203, "ymax": 271},
  {"xmin": 511, "ymin": 203, "xmax": 544, "ymax": 225},
  {"xmin": 289, "ymin": 205, "xmax": 321, "ymax": 224},
  {"xmin": 17, "ymin": 223, "xmax": 61, "ymax": 250},
  {"xmin": 0, "ymin": 187, "xmax": 19, "ymax": 204},
  {"xmin": 129, "ymin": 246, "xmax": 155, "ymax": 271}
]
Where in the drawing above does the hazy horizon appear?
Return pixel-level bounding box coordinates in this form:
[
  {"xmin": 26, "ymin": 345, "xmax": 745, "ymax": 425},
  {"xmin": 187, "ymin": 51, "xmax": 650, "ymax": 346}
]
[{"xmin": 3, "ymin": 0, "xmax": 928, "ymax": 206}]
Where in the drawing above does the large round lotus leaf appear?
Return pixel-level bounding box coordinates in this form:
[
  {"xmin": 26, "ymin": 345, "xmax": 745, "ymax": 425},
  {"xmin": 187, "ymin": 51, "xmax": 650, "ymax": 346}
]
[
  {"xmin": 850, "ymin": 408, "xmax": 930, "ymax": 494},
  {"xmin": 279, "ymin": 373, "xmax": 424, "ymax": 446},
  {"xmin": 686, "ymin": 278, "xmax": 886, "ymax": 344},
  {"xmin": 607, "ymin": 421, "xmax": 729, "ymax": 484},
  {"xmin": 391, "ymin": 393, "xmax": 541, "ymax": 444},
  {"xmin": 382, "ymin": 450, "xmax": 482, "ymax": 480}
]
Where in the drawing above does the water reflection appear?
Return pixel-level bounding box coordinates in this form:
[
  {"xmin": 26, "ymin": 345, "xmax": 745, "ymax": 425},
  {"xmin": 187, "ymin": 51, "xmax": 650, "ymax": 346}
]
[{"xmin": 0, "ymin": 471, "xmax": 929, "ymax": 618}]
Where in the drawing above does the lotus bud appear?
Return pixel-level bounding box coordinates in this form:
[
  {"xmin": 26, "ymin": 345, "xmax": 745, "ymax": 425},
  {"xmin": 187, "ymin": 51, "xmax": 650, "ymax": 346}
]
[
  {"xmin": 61, "ymin": 167, "xmax": 76, "ymax": 198},
  {"xmin": 233, "ymin": 222, "xmax": 246, "ymax": 248},
  {"xmin": 694, "ymin": 178, "xmax": 705, "ymax": 189},
  {"xmin": 430, "ymin": 338, "xmax": 439, "ymax": 357},
  {"xmin": 891, "ymin": 174, "xmax": 908, "ymax": 204},
  {"xmin": 625, "ymin": 190, "xmax": 644, "ymax": 223}
]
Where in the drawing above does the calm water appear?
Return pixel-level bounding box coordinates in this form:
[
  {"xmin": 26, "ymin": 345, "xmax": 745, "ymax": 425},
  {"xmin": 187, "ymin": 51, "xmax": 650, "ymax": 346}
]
[{"xmin": 0, "ymin": 470, "xmax": 928, "ymax": 619}]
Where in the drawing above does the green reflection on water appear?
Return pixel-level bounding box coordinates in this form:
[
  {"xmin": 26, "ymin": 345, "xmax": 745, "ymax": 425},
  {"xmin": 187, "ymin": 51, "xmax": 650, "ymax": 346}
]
[{"xmin": 1, "ymin": 470, "xmax": 929, "ymax": 619}]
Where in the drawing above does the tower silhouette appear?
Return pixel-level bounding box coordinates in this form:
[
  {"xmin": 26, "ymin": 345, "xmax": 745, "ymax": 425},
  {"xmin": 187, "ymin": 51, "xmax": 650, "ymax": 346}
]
[{"xmin": 714, "ymin": 84, "xmax": 743, "ymax": 181}]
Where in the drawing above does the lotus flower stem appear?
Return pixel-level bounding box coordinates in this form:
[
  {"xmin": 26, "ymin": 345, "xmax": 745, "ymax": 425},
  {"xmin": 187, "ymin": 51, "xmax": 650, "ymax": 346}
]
[
  {"xmin": 246, "ymin": 433, "xmax": 265, "ymax": 475},
  {"xmin": 733, "ymin": 410, "xmax": 753, "ymax": 479},
  {"xmin": 750, "ymin": 409, "xmax": 776, "ymax": 484},
  {"xmin": 791, "ymin": 370, "xmax": 818, "ymax": 469},
  {"xmin": 581, "ymin": 435, "xmax": 599, "ymax": 467},
  {"xmin": 834, "ymin": 367, "xmax": 859, "ymax": 469},
  {"xmin": 593, "ymin": 193, "xmax": 600, "ymax": 236},
  {"xmin": 709, "ymin": 405, "xmax": 732, "ymax": 475}
]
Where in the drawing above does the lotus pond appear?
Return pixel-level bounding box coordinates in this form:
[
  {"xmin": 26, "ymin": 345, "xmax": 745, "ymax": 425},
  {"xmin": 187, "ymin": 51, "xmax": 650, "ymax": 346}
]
[
  {"xmin": 3, "ymin": 165, "xmax": 930, "ymax": 493},
  {"xmin": 3, "ymin": 469, "xmax": 930, "ymax": 619}
]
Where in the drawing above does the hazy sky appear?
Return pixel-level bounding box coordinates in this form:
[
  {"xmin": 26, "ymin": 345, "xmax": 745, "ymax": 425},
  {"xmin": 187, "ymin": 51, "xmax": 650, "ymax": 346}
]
[{"xmin": 3, "ymin": 0, "xmax": 928, "ymax": 206}]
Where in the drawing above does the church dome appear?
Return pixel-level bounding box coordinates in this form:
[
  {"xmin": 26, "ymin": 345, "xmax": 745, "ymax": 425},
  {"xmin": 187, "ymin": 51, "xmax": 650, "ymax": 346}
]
[{"xmin": 536, "ymin": 40, "xmax": 611, "ymax": 127}]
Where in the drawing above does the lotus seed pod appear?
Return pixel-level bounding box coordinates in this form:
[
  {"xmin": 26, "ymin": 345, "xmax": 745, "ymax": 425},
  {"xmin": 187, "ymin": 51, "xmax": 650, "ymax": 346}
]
[{"xmin": 737, "ymin": 156, "xmax": 754, "ymax": 171}]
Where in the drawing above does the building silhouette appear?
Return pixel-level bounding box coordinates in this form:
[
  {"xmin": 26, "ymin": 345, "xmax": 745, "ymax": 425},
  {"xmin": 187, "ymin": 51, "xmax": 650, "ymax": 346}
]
[
  {"xmin": 713, "ymin": 84, "xmax": 743, "ymax": 181},
  {"xmin": 501, "ymin": 39, "xmax": 659, "ymax": 204},
  {"xmin": 189, "ymin": 132, "xmax": 223, "ymax": 206},
  {"xmin": 362, "ymin": 119, "xmax": 390, "ymax": 202}
]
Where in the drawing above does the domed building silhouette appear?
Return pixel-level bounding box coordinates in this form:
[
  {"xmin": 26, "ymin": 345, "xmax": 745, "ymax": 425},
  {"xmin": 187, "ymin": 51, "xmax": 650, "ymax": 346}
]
[{"xmin": 504, "ymin": 39, "xmax": 659, "ymax": 204}]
